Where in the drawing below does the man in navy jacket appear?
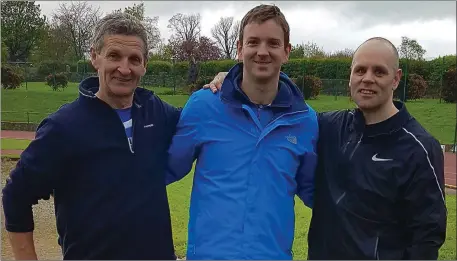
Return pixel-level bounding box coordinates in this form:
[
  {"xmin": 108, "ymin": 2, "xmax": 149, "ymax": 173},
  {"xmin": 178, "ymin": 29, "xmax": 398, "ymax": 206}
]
[
  {"xmin": 2, "ymin": 13, "xmax": 185, "ymax": 260},
  {"xmin": 206, "ymin": 37, "xmax": 447, "ymax": 260}
]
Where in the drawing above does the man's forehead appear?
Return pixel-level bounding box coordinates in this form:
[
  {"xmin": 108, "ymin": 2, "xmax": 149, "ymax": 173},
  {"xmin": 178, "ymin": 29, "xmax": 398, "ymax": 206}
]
[{"xmin": 353, "ymin": 41, "xmax": 397, "ymax": 68}]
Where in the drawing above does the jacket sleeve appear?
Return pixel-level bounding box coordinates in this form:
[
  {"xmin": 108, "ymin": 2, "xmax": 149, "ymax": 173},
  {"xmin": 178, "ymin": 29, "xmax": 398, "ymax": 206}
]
[
  {"xmin": 402, "ymin": 138, "xmax": 447, "ymax": 259},
  {"xmin": 2, "ymin": 118, "xmax": 70, "ymax": 233},
  {"xmin": 295, "ymin": 113, "xmax": 319, "ymax": 208},
  {"xmin": 165, "ymin": 93, "xmax": 202, "ymax": 185}
]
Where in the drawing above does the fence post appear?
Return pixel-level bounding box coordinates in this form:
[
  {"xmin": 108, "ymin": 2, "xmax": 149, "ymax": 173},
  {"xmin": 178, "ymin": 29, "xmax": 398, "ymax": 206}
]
[{"xmin": 26, "ymin": 112, "xmax": 30, "ymax": 124}]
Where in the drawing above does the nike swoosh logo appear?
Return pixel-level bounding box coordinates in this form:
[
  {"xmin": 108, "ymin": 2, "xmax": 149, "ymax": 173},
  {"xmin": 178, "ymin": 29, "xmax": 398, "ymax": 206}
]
[
  {"xmin": 144, "ymin": 124, "xmax": 154, "ymax": 128},
  {"xmin": 372, "ymin": 153, "xmax": 393, "ymax": 162}
]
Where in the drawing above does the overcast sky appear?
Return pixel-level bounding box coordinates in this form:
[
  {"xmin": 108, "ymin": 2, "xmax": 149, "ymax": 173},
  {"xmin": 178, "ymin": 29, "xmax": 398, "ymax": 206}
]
[{"xmin": 36, "ymin": 1, "xmax": 456, "ymax": 59}]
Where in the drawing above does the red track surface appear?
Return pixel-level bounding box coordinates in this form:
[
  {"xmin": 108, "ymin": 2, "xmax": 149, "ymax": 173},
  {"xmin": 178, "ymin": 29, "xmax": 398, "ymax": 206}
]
[{"xmin": 2, "ymin": 130, "xmax": 456, "ymax": 187}]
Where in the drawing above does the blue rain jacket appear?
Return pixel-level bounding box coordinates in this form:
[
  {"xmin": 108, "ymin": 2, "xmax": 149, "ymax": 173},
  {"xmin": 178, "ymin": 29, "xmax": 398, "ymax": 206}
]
[{"xmin": 166, "ymin": 63, "xmax": 318, "ymax": 260}]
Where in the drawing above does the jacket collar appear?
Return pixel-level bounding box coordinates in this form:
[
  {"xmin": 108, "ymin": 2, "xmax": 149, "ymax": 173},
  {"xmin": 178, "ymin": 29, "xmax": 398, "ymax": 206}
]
[
  {"xmin": 78, "ymin": 76, "xmax": 153, "ymax": 108},
  {"xmin": 352, "ymin": 101, "xmax": 412, "ymax": 137},
  {"xmin": 220, "ymin": 63, "xmax": 308, "ymax": 112}
]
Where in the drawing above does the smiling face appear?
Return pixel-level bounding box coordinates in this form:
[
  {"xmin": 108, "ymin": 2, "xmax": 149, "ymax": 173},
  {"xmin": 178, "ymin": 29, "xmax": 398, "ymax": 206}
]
[
  {"xmin": 349, "ymin": 40, "xmax": 402, "ymax": 112},
  {"xmin": 90, "ymin": 34, "xmax": 147, "ymax": 99},
  {"xmin": 237, "ymin": 19, "xmax": 290, "ymax": 82}
]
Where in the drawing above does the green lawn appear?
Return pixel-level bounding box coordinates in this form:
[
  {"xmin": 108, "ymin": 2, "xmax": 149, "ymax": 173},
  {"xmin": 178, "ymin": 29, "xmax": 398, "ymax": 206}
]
[
  {"xmin": 166, "ymin": 169, "xmax": 456, "ymax": 259},
  {"xmin": 1, "ymin": 138, "xmax": 31, "ymax": 150},
  {"xmin": 1, "ymin": 82, "xmax": 456, "ymax": 144}
]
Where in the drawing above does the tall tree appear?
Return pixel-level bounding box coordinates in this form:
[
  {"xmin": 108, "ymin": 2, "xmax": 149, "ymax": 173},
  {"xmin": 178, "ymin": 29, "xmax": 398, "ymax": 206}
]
[
  {"xmin": 1, "ymin": 1, "xmax": 46, "ymax": 62},
  {"xmin": 113, "ymin": 3, "xmax": 161, "ymax": 50},
  {"xmin": 167, "ymin": 13, "xmax": 201, "ymax": 43},
  {"xmin": 29, "ymin": 23, "xmax": 76, "ymax": 63},
  {"xmin": 169, "ymin": 36, "xmax": 221, "ymax": 62},
  {"xmin": 52, "ymin": 1, "xmax": 101, "ymax": 61},
  {"xmin": 399, "ymin": 36, "xmax": 426, "ymax": 61},
  {"xmin": 302, "ymin": 41, "xmax": 326, "ymax": 58},
  {"xmin": 289, "ymin": 44, "xmax": 305, "ymax": 59},
  {"xmin": 211, "ymin": 17, "xmax": 240, "ymax": 59}
]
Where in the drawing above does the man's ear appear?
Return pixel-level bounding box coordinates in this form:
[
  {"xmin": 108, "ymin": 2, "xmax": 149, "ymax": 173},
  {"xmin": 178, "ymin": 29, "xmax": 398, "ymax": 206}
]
[
  {"xmin": 284, "ymin": 43, "xmax": 292, "ymax": 63},
  {"xmin": 90, "ymin": 47, "xmax": 99, "ymax": 71},
  {"xmin": 393, "ymin": 68, "xmax": 402, "ymax": 91},
  {"xmin": 236, "ymin": 40, "xmax": 243, "ymax": 61}
]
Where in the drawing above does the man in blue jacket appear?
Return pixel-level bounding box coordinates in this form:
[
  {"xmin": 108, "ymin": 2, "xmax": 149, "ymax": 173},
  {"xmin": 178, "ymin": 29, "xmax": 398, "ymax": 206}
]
[
  {"xmin": 2, "ymin": 13, "xmax": 182, "ymax": 260},
  {"xmin": 206, "ymin": 37, "xmax": 447, "ymax": 260},
  {"xmin": 166, "ymin": 4, "xmax": 318, "ymax": 260}
]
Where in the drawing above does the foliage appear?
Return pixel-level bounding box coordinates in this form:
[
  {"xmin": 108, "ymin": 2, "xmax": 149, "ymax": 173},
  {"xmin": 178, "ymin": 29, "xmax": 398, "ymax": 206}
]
[
  {"xmin": 293, "ymin": 75, "xmax": 322, "ymax": 99},
  {"xmin": 1, "ymin": 1, "xmax": 46, "ymax": 62},
  {"xmin": 1, "ymin": 64, "xmax": 24, "ymax": 89},
  {"xmin": 1, "ymin": 41, "xmax": 8, "ymax": 62},
  {"xmin": 169, "ymin": 36, "xmax": 222, "ymax": 62},
  {"xmin": 38, "ymin": 61, "xmax": 68, "ymax": 77},
  {"xmin": 406, "ymin": 73, "xmax": 428, "ymax": 100},
  {"xmin": 52, "ymin": 2, "xmax": 101, "ymax": 61},
  {"xmin": 442, "ymin": 68, "xmax": 456, "ymax": 103},
  {"xmin": 45, "ymin": 73, "xmax": 68, "ymax": 91},
  {"xmin": 398, "ymin": 36, "xmax": 426, "ymax": 61}
]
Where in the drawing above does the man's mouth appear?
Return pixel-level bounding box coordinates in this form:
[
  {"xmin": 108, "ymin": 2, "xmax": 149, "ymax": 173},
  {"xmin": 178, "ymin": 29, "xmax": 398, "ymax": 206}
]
[
  {"xmin": 254, "ymin": 61, "xmax": 271, "ymax": 65},
  {"xmin": 114, "ymin": 77, "xmax": 132, "ymax": 82},
  {"xmin": 359, "ymin": 89, "xmax": 376, "ymax": 95}
]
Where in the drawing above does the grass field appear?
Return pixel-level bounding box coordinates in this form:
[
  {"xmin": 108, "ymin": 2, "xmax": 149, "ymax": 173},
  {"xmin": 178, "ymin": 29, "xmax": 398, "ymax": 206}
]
[
  {"xmin": 2, "ymin": 81, "xmax": 456, "ymax": 144},
  {"xmin": 1, "ymin": 138, "xmax": 31, "ymax": 150},
  {"xmin": 0, "ymin": 158, "xmax": 455, "ymax": 260}
]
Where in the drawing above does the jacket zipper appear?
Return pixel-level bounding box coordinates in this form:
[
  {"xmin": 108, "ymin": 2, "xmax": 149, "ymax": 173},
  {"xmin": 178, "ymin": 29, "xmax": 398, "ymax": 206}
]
[
  {"xmin": 349, "ymin": 134, "xmax": 363, "ymax": 160},
  {"xmin": 374, "ymin": 236, "xmax": 379, "ymax": 260}
]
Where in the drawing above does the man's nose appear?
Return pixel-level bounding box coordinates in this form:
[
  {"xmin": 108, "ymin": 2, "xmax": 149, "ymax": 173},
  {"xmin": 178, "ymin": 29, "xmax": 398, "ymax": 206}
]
[{"xmin": 117, "ymin": 59, "xmax": 131, "ymax": 75}]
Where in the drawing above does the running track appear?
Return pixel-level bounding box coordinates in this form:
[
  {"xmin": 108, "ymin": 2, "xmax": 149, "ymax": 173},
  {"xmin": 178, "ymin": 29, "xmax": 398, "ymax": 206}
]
[{"xmin": 2, "ymin": 130, "xmax": 456, "ymax": 188}]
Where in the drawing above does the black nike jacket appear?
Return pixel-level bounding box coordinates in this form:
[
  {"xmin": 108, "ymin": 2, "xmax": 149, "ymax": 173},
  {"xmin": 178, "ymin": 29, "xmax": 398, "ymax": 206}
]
[{"xmin": 308, "ymin": 101, "xmax": 447, "ymax": 260}]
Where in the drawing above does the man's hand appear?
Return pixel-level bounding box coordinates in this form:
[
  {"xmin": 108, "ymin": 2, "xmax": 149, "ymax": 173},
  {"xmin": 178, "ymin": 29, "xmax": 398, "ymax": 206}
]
[
  {"xmin": 203, "ymin": 72, "xmax": 228, "ymax": 93},
  {"xmin": 8, "ymin": 232, "xmax": 38, "ymax": 260}
]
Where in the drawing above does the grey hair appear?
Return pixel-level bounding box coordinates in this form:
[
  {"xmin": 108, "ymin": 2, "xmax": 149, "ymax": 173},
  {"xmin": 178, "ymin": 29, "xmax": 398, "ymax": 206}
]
[{"xmin": 91, "ymin": 12, "xmax": 148, "ymax": 59}]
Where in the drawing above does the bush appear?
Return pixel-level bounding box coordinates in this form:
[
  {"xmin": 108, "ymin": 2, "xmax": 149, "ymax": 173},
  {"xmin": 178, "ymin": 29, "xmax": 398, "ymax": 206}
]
[
  {"xmin": 406, "ymin": 73, "xmax": 428, "ymax": 100},
  {"xmin": 442, "ymin": 68, "xmax": 456, "ymax": 103},
  {"xmin": 293, "ymin": 75, "xmax": 322, "ymax": 99},
  {"xmin": 45, "ymin": 73, "xmax": 68, "ymax": 91},
  {"xmin": 1, "ymin": 64, "xmax": 24, "ymax": 89}
]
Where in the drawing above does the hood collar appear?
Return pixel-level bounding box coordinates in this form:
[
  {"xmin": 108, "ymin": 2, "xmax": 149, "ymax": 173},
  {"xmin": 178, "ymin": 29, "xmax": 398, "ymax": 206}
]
[
  {"xmin": 352, "ymin": 101, "xmax": 412, "ymax": 137},
  {"xmin": 220, "ymin": 63, "xmax": 308, "ymax": 112}
]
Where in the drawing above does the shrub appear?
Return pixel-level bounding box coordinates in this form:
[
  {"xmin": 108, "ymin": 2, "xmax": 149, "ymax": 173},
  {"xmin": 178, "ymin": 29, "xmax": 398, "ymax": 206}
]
[
  {"xmin": 1, "ymin": 64, "xmax": 24, "ymax": 89},
  {"xmin": 38, "ymin": 61, "xmax": 67, "ymax": 77},
  {"xmin": 293, "ymin": 75, "xmax": 322, "ymax": 99},
  {"xmin": 45, "ymin": 73, "xmax": 68, "ymax": 91},
  {"xmin": 406, "ymin": 73, "xmax": 428, "ymax": 100},
  {"xmin": 442, "ymin": 68, "xmax": 456, "ymax": 103}
]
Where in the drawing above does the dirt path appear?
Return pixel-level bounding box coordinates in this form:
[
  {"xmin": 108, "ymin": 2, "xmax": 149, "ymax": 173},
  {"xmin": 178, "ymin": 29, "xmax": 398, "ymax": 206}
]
[{"xmin": 1, "ymin": 130, "xmax": 35, "ymax": 140}]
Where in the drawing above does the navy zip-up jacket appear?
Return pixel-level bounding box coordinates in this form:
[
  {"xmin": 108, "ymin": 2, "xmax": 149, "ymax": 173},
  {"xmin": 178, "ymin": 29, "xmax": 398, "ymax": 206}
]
[
  {"xmin": 2, "ymin": 77, "xmax": 181, "ymax": 260},
  {"xmin": 308, "ymin": 101, "xmax": 447, "ymax": 260}
]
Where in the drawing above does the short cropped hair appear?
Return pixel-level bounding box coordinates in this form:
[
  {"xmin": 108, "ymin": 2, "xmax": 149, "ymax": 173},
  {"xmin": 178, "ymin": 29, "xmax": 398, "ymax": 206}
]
[
  {"xmin": 91, "ymin": 12, "xmax": 148, "ymax": 59},
  {"xmin": 353, "ymin": 37, "xmax": 400, "ymax": 70},
  {"xmin": 239, "ymin": 4, "xmax": 290, "ymax": 48}
]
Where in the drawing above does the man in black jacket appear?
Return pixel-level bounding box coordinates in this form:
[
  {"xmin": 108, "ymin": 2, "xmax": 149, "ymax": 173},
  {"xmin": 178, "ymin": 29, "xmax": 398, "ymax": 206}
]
[
  {"xmin": 307, "ymin": 37, "xmax": 447, "ymax": 260},
  {"xmin": 205, "ymin": 37, "xmax": 447, "ymax": 260}
]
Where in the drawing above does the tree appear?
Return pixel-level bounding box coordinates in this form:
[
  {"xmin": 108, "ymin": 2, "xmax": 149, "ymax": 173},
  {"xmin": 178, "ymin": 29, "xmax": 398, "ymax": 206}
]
[
  {"xmin": 1, "ymin": 41, "xmax": 8, "ymax": 62},
  {"xmin": 52, "ymin": 1, "xmax": 102, "ymax": 61},
  {"xmin": 303, "ymin": 41, "xmax": 326, "ymax": 58},
  {"xmin": 289, "ymin": 44, "xmax": 305, "ymax": 59},
  {"xmin": 1, "ymin": 1, "xmax": 46, "ymax": 62},
  {"xmin": 29, "ymin": 22, "xmax": 76, "ymax": 63},
  {"xmin": 169, "ymin": 36, "xmax": 222, "ymax": 62},
  {"xmin": 211, "ymin": 17, "xmax": 240, "ymax": 59},
  {"xmin": 327, "ymin": 48, "xmax": 354, "ymax": 58},
  {"xmin": 113, "ymin": 3, "xmax": 161, "ymax": 50},
  {"xmin": 399, "ymin": 36, "xmax": 426, "ymax": 61},
  {"xmin": 168, "ymin": 13, "xmax": 201, "ymax": 43}
]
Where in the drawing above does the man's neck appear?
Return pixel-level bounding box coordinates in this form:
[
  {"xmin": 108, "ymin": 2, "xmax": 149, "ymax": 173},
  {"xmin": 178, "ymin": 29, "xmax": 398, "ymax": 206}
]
[
  {"xmin": 363, "ymin": 102, "xmax": 399, "ymax": 125},
  {"xmin": 240, "ymin": 74, "xmax": 279, "ymax": 105},
  {"xmin": 95, "ymin": 91, "xmax": 133, "ymax": 109}
]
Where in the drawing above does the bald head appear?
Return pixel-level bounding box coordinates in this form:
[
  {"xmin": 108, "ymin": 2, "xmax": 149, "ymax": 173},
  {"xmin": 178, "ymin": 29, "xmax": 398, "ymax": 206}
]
[{"xmin": 353, "ymin": 37, "xmax": 399, "ymax": 71}]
